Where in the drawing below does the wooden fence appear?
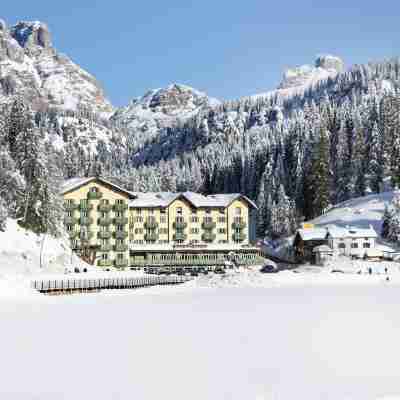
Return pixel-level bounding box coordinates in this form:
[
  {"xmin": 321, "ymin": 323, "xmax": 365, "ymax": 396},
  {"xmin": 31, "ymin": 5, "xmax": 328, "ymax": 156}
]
[{"xmin": 31, "ymin": 275, "xmax": 192, "ymax": 295}]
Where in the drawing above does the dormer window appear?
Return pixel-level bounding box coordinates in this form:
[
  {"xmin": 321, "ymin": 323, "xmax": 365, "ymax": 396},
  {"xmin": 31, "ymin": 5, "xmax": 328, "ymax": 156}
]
[
  {"xmin": 235, "ymin": 207, "xmax": 241, "ymax": 215},
  {"xmin": 90, "ymin": 187, "xmax": 98, "ymax": 193}
]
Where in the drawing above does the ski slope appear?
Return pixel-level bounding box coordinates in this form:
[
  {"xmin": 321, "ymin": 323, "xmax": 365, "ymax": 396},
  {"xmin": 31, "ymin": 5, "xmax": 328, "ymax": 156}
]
[{"xmin": 312, "ymin": 191, "xmax": 396, "ymax": 233}]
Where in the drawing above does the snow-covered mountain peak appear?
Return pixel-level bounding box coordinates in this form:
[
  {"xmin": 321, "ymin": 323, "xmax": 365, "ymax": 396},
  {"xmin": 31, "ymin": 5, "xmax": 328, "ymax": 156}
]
[
  {"xmin": 130, "ymin": 83, "xmax": 220, "ymax": 116},
  {"xmin": 0, "ymin": 19, "xmax": 113, "ymax": 114},
  {"xmin": 278, "ymin": 55, "xmax": 345, "ymax": 90}
]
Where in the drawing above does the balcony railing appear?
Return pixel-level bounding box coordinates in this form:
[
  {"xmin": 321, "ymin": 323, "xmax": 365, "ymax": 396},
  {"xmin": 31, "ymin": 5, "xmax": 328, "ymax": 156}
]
[
  {"xmin": 97, "ymin": 217, "xmax": 113, "ymax": 226},
  {"xmin": 99, "ymin": 244, "xmax": 113, "ymax": 252},
  {"xmin": 202, "ymin": 221, "xmax": 216, "ymax": 230},
  {"xmin": 114, "ymin": 243, "xmax": 128, "ymax": 252},
  {"xmin": 80, "ymin": 217, "xmax": 93, "ymax": 226},
  {"xmin": 114, "ymin": 217, "xmax": 128, "ymax": 225},
  {"xmin": 79, "ymin": 203, "xmax": 93, "ymax": 211},
  {"xmin": 232, "ymin": 232, "xmax": 246, "ymax": 242},
  {"xmin": 97, "ymin": 231, "xmax": 112, "ymax": 240},
  {"xmin": 64, "ymin": 202, "xmax": 79, "ymax": 211},
  {"xmin": 231, "ymin": 220, "xmax": 246, "ymax": 230},
  {"xmin": 79, "ymin": 231, "xmax": 94, "ymax": 241},
  {"xmin": 98, "ymin": 259, "xmax": 113, "ymax": 267},
  {"xmin": 68, "ymin": 230, "xmax": 79, "ymax": 239},
  {"xmin": 114, "ymin": 231, "xmax": 128, "ymax": 240},
  {"xmin": 115, "ymin": 259, "xmax": 129, "ymax": 268},
  {"xmin": 202, "ymin": 232, "xmax": 216, "ymax": 243},
  {"xmin": 87, "ymin": 191, "xmax": 103, "ymax": 200},
  {"xmin": 64, "ymin": 216, "xmax": 79, "ymax": 226},
  {"xmin": 144, "ymin": 219, "xmax": 158, "ymax": 230},
  {"xmin": 173, "ymin": 221, "xmax": 187, "ymax": 230},
  {"xmin": 97, "ymin": 203, "xmax": 112, "ymax": 213},
  {"xmin": 173, "ymin": 233, "xmax": 187, "ymax": 241},
  {"xmin": 113, "ymin": 203, "xmax": 128, "ymax": 212},
  {"xmin": 144, "ymin": 232, "xmax": 159, "ymax": 242}
]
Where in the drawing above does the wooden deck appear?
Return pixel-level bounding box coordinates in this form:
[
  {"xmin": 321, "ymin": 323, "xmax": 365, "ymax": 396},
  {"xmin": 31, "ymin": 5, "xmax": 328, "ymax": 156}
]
[{"xmin": 31, "ymin": 275, "xmax": 192, "ymax": 295}]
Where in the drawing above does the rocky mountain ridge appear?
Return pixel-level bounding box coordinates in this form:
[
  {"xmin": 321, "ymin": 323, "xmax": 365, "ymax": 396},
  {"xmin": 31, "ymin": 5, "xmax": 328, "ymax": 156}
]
[{"xmin": 0, "ymin": 20, "xmax": 112, "ymax": 114}]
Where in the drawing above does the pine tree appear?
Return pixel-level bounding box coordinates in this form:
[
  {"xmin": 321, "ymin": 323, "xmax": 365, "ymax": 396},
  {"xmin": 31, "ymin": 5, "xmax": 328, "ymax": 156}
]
[
  {"xmin": 367, "ymin": 122, "xmax": 383, "ymax": 193},
  {"xmin": 0, "ymin": 197, "xmax": 7, "ymax": 232},
  {"xmin": 381, "ymin": 204, "xmax": 394, "ymax": 239}
]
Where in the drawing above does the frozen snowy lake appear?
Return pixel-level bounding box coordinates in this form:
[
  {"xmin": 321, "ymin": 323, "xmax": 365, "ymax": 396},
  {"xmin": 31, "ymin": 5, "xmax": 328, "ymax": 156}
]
[{"xmin": 0, "ymin": 273, "xmax": 400, "ymax": 400}]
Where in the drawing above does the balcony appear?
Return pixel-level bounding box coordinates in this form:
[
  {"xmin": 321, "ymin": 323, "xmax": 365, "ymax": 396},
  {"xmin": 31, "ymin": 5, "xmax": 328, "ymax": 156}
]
[
  {"xmin": 99, "ymin": 244, "xmax": 113, "ymax": 252},
  {"xmin": 87, "ymin": 191, "xmax": 103, "ymax": 200},
  {"xmin": 64, "ymin": 201, "xmax": 79, "ymax": 211},
  {"xmin": 97, "ymin": 203, "xmax": 112, "ymax": 213},
  {"xmin": 79, "ymin": 231, "xmax": 94, "ymax": 241},
  {"xmin": 97, "ymin": 217, "xmax": 113, "ymax": 226},
  {"xmin": 144, "ymin": 232, "xmax": 159, "ymax": 242},
  {"xmin": 113, "ymin": 203, "xmax": 128, "ymax": 212},
  {"xmin": 202, "ymin": 221, "xmax": 216, "ymax": 230},
  {"xmin": 173, "ymin": 221, "xmax": 187, "ymax": 230},
  {"xmin": 97, "ymin": 231, "xmax": 112, "ymax": 240},
  {"xmin": 115, "ymin": 259, "xmax": 129, "ymax": 268},
  {"xmin": 98, "ymin": 259, "xmax": 113, "ymax": 267},
  {"xmin": 114, "ymin": 231, "xmax": 128, "ymax": 240},
  {"xmin": 173, "ymin": 232, "xmax": 187, "ymax": 242},
  {"xmin": 68, "ymin": 230, "xmax": 79, "ymax": 239},
  {"xmin": 114, "ymin": 243, "xmax": 128, "ymax": 252},
  {"xmin": 202, "ymin": 232, "xmax": 216, "ymax": 243},
  {"xmin": 232, "ymin": 232, "xmax": 246, "ymax": 242},
  {"xmin": 144, "ymin": 219, "xmax": 158, "ymax": 230},
  {"xmin": 231, "ymin": 220, "xmax": 246, "ymax": 230},
  {"xmin": 80, "ymin": 217, "xmax": 93, "ymax": 226},
  {"xmin": 79, "ymin": 203, "xmax": 93, "ymax": 211},
  {"xmin": 114, "ymin": 217, "xmax": 128, "ymax": 225},
  {"xmin": 64, "ymin": 216, "xmax": 79, "ymax": 226}
]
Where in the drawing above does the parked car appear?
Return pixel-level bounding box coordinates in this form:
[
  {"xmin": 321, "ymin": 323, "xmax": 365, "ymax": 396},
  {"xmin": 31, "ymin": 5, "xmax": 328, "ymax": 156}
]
[
  {"xmin": 260, "ymin": 264, "xmax": 278, "ymax": 273},
  {"xmin": 214, "ymin": 268, "xmax": 226, "ymax": 274}
]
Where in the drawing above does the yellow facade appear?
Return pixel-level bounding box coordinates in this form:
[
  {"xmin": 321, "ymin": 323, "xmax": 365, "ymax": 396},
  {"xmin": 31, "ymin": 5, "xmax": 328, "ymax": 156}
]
[{"xmin": 62, "ymin": 178, "xmax": 258, "ymax": 269}]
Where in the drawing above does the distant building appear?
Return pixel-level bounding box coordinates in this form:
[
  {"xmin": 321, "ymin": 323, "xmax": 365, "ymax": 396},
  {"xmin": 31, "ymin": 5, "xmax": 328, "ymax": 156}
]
[
  {"xmin": 61, "ymin": 177, "xmax": 263, "ymax": 270},
  {"xmin": 294, "ymin": 225, "xmax": 379, "ymax": 263}
]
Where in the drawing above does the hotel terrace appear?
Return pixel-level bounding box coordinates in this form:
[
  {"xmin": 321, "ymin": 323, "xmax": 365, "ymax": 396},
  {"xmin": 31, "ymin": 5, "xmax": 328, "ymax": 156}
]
[{"xmin": 62, "ymin": 177, "xmax": 264, "ymax": 270}]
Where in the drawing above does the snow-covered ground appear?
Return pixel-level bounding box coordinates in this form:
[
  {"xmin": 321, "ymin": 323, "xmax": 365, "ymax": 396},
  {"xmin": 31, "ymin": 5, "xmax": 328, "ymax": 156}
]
[
  {"xmin": 1, "ymin": 266, "xmax": 400, "ymax": 400},
  {"xmin": 0, "ymin": 219, "xmax": 90, "ymax": 295}
]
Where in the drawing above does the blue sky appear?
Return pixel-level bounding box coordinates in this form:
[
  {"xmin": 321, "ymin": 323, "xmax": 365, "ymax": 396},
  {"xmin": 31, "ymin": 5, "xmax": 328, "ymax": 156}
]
[{"xmin": 2, "ymin": 0, "xmax": 400, "ymax": 106}]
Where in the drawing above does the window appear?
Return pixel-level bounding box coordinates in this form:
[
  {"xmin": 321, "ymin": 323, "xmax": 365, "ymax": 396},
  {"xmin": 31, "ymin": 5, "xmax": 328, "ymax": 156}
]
[
  {"xmin": 191, "ymin": 228, "xmax": 199, "ymax": 234},
  {"xmin": 160, "ymin": 209, "xmax": 166, "ymax": 214},
  {"xmin": 149, "ymin": 209, "xmax": 154, "ymax": 215},
  {"xmin": 191, "ymin": 209, "xmax": 197, "ymax": 215},
  {"xmin": 219, "ymin": 208, "xmax": 225, "ymax": 215},
  {"xmin": 160, "ymin": 216, "xmax": 167, "ymax": 223},
  {"xmin": 135, "ymin": 228, "xmax": 143, "ymax": 234},
  {"xmin": 218, "ymin": 228, "xmax": 226, "ymax": 234},
  {"xmin": 206, "ymin": 208, "xmax": 211, "ymax": 214},
  {"xmin": 80, "ymin": 199, "xmax": 88, "ymax": 206},
  {"xmin": 160, "ymin": 228, "xmax": 168, "ymax": 235},
  {"xmin": 338, "ymin": 243, "xmax": 346, "ymax": 249},
  {"xmin": 218, "ymin": 216, "xmax": 226, "ymax": 223},
  {"xmin": 351, "ymin": 243, "xmax": 358, "ymax": 249},
  {"xmin": 101, "ymin": 199, "xmax": 109, "ymax": 205},
  {"xmin": 102, "ymin": 253, "xmax": 108, "ymax": 260},
  {"xmin": 176, "ymin": 216, "xmax": 184, "ymax": 223},
  {"xmin": 67, "ymin": 211, "xmax": 72, "ymax": 217},
  {"xmin": 204, "ymin": 216, "xmax": 212, "ymax": 223},
  {"xmin": 67, "ymin": 225, "xmax": 72, "ymax": 231},
  {"xmin": 235, "ymin": 207, "xmax": 241, "ymax": 215},
  {"xmin": 135, "ymin": 216, "xmax": 143, "ymax": 223},
  {"xmin": 177, "ymin": 207, "xmax": 182, "ymax": 215},
  {"xmin": 90, "ymin": 187, "xmax": 98, "ymax": 193},
  {"xmin": 191, "ymin": 216, "xmax": 199, "ymax": 223},
  {"xmin": 363, "ymin": 243, "xmax": 371, "ymax": 248},
  {"xmin": 101, "ymin": 212, "xmax": 107, "ymax": 218},
  {"xmin": 81, "ymin": 211, "xmax": 88, "ymax": 217},
  {"xmin": 66, "ymin": 199, "xmax": 73, "ymax": 205},
  {"xmin": 116, "ymin": 212, "xmax": 122, "ymax": 217},
  {"xmin": 117, "ymin": 225, "xmax": 123, "ymax": 231},
  {"xmin": 117, "ymin": 239, "xmax": 124, "ymax": 245},
  {"xmin": 117, "ymin": 253, "xmax": 124, "ymax": 260},
  {"xmin": 116, "ymin": 199, "xmax": 124, "ymax": 205},
  {"xmin": 101, "ymin": 239, "xmax": 108, "ymax": 246}
]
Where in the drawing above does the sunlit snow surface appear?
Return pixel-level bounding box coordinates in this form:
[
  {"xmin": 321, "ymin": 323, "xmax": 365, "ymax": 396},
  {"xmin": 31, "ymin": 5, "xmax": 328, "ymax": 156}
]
[{"xmin": 0, "ymin": 266, "xmax": 400, "ymax": 399}]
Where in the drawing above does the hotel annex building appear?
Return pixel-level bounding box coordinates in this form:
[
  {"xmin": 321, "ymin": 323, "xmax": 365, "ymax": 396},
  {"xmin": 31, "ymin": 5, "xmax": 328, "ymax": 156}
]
[{"xmin": 62, "ymin": 177, "xmax": 263, "ymax": 269}]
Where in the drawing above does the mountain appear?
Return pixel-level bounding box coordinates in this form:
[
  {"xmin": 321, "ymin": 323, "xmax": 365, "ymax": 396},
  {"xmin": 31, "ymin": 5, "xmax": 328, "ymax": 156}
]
[
  {"xmin": 111, "ymin": 83, "xmax": 220, "ymax": 147},
  {"xmin": 0, "ymin": 20, "xmax": 112, "ymax": 115}
]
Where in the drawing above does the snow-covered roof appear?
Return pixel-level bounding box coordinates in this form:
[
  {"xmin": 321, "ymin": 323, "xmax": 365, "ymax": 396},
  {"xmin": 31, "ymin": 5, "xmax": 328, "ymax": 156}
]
[
  {"xmin": 312, "ymin": 245, "xmax": 333, "ymax": 253},
  {"xmin": 129, "ymin": 191, "xmax": 257, "ymax": 209},
  {"xmin": 61, "ymin": 177, "xmax": 136, "ymax": 197},
  {"xmin": 326, "ymin": 225, "xmax": 378, "ymax": 239},
  {"xmin": 297, "ymin": 224, "xmax": 378, "ymax": 241},
  {"xmin": 297, "ymin": 228, "xmax": 328, "ymax": 241}
]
